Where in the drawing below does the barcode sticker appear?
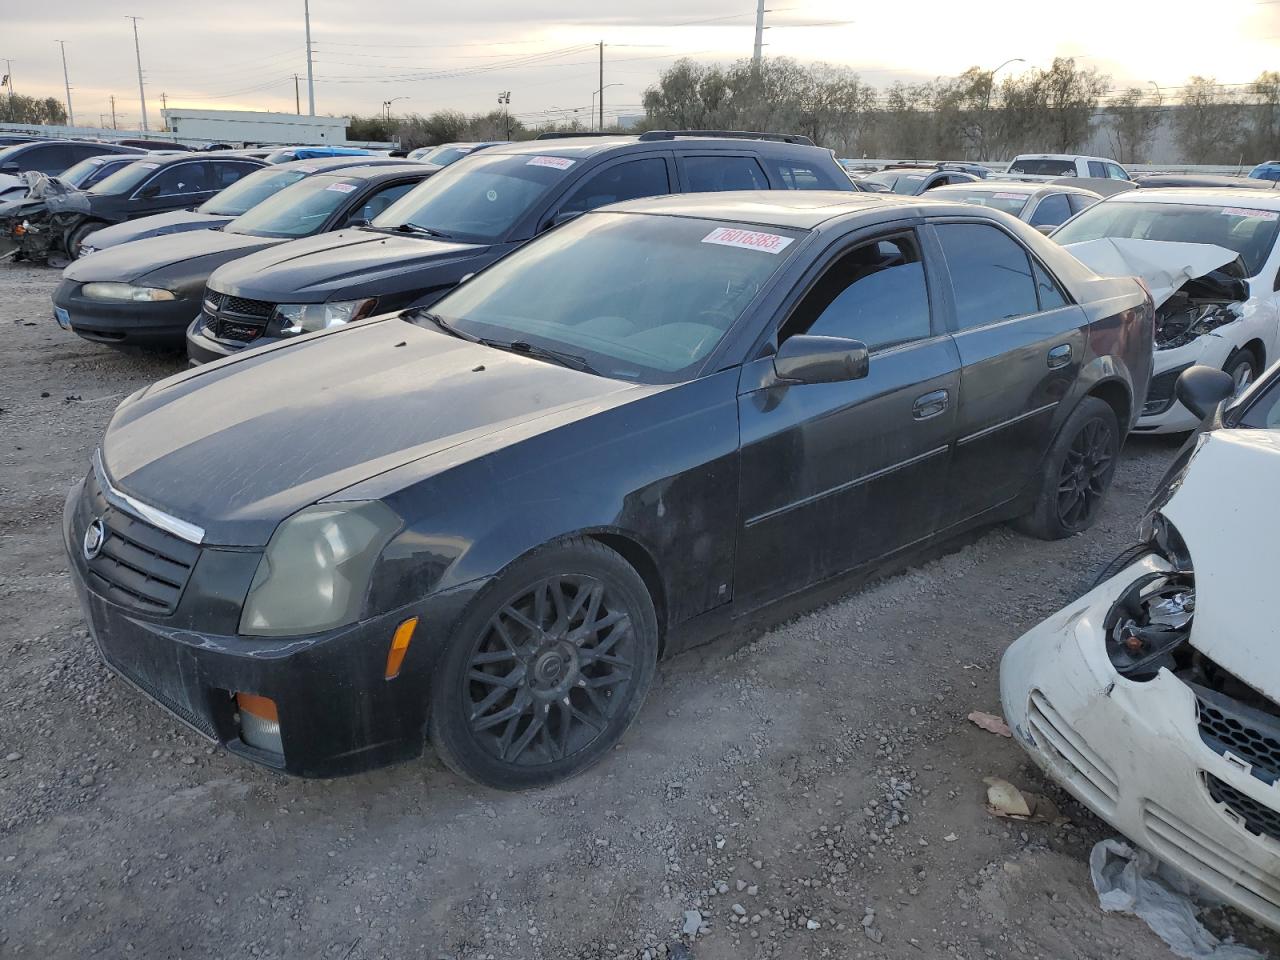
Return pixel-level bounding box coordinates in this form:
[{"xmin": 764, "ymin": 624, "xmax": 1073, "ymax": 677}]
[
  {"xmin": 326, "ymin": 182, "xmax": 358, "ymax": 193},
  {"xmin": 527, "ymin": 156, "xmax": 575, "ymax": 170},
  {"xmin": 701, "ymin": 227, "xmax": 794, "ymax": 254},
  {"xmin": 994, "ymin": 192, "xmax": 1026, "ymax": 200},
  {"xmin": 1222, "ymin": 206, "xmax": 1279, "ymax": 221}
]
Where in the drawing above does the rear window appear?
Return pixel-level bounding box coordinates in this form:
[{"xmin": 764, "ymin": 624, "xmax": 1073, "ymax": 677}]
[
  {"xmin": 862, "ymin": 171, "xmax": 927, "ymax": 195},
  {"xmin": 940, "ymin": 189, "xmax": 1029, "ymax": 216},
  {"xmin": 1054, "ymin": 200, "xmax": 1280, "ymax": 276},
  {"xmin": 1008, "ymin": 159, "xmax": 1078, "ymax": 177}
]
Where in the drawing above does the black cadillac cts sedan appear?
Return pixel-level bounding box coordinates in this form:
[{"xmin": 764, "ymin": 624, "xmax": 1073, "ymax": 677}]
[{"xmin": 65, "ymin": 192, "xmax": 1153, "ymax": 789}]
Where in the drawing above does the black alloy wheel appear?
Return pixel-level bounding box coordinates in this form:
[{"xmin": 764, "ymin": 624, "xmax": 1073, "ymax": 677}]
[
  {"xmin": 1056, "ymin": 417, "xmax": 1115, "ymax": 529},
  {"xmin": 429, "ymin": 538, "xmax": 657, "ymax": 790},
  {"xmin": 1016, "ymin": 396, "xmax": 1120, "ymax": 540}
]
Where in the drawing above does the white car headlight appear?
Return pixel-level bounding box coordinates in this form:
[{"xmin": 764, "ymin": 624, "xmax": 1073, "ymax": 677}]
[
  {"xmin": 239, "ymin": 501, "xmax": 401, "ymax": 637},
  {"xmin": 81, "ymin": 282, "xmax": 176, "ymax": 302},
  {"xmin": 269, "ymin": 298, "xmax": 377, "ymax": 336}
]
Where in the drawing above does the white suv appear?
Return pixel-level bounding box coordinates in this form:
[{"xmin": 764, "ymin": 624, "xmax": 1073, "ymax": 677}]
[{"xmin": 1007, "ymin": 154, "xmax": 1132, "ymax": 182}]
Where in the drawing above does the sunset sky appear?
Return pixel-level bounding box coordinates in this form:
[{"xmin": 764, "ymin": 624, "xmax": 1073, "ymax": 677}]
[{"xmin": 5, "ymin": 0, "xmax": 1280, "ymax": 131}]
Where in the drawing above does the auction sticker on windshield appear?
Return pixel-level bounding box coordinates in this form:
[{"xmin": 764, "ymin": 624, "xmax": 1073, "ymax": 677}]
[
  {"xmin": 1222, "ymin": 207, "xmax": 1279, "ymax": 221},
  {"xmin": 701, "ymin": 226, "xmax": 794, "ymax": 254},
  {"xmin": 995, "ymin": 192, "xmax": 1026, "ymax": 200},
  {"xmin": 527, "ymin": 156, "xmax": 575, "ymax": 170},
  {"xmin": 326, "ymin": 182, "xmax": 358, "ymax": 193}
]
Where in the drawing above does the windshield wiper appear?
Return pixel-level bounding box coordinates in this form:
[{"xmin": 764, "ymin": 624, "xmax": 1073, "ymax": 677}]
[
  {"xmin": 411, "ymin": 310, "xmax": 478, "ymax": 341},
  {"xmin": 391, "ymin": 222, "xmax": 455, "ymax": 240},
  {"xmin": 492, "ymin": 339, "xmax": 598, "ymax": 375}
]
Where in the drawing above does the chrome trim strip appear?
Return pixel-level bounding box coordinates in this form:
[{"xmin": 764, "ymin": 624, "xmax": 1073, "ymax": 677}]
[
  {"xmin": 745, "ymin": 444, "xmax": 950, "ymax": 528},
  {"xmin": 956, "ymin": 401, "xmax": 1059, "ymax": 447},
  {"xmin": 93, "ymin": 449, "xmax": 205, "ymax": 544}
]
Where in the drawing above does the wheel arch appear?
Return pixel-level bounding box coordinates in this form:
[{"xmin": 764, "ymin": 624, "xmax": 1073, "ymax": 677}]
[
  {"xmin": 1084, "ymin": 378, "xmax": 1132, "ymax": 436},
  {"xmin": 1240, "ymin": 338, "xmax": 1266, "ymax": 371},
  {"xmin": 583, "ymin": 530, "xmax": 670, "ymax": 655}
]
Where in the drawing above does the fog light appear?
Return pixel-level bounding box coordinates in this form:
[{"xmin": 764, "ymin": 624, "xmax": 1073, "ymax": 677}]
[{"xmin": 236, "ymin": 692, "xmax": 282, "ymax": 754}]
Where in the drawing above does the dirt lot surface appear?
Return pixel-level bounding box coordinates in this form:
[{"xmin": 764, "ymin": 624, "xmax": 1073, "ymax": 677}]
[{"xmin": 2, "ymin": 261, "xmax": 1277, "ymax": 960}]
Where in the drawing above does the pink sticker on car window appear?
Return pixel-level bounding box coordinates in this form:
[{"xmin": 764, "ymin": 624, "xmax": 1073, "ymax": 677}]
[
  {"xmin": 326, "ymin": 182, "xmax": 358, "ymax": 193},
  {"xmin": 1222, "ymin": 206, "xmax": 1279, "ymax": 221},
  {"xmin": 526, "ymin": 156, "xmax": 575, "ymax": 170},
  {"xmin": 701, "ymin": 227, "xmax": 794, "ymax": 254}
]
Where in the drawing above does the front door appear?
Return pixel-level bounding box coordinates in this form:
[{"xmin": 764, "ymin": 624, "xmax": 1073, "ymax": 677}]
[
  {"xmin": 927, "ymin": 221, "xmax": 1089, "ymax": 522},
  {"xmin": 734, "ymin": 229, "xmax": 961, "ymax": 610}
]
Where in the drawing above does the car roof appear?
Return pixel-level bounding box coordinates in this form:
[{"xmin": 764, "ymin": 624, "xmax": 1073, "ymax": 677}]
[
  {"xmin": 931, "ymin": 181, "xmax": 1101, "ymax": 198},
  {"xmin": 274, "ymin": 155, "xmax": 422, "ymax": 173},
  {"xmin": 1099, "ymin": 187, "xmax": 1280, "ymax": 210},
  {"xmin": 487, "ymin": 135, "xmax": 825, "ymax": 159},
  {"xmin": 1011, "ymin": 153, "xmax": 1116, "ymax": 163},
  {"xmin": 603, "ymin": 190, "xmax": 935, "ymax": 229},
  {"xmin": 313, "ymin": 162, "xmax": 437, "ymax": 181}
]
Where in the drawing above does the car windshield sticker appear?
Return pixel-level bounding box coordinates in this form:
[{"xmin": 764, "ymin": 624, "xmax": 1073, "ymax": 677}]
[
  {"xmin": 88, "ymin": 158, "xmax": 105, "ymax": 165},
  {"xmin": 527, "ymin": 156, "xmax": 575, "ymax": 170},
  {"xmin": 296, "ymin": 164, "xmax": 318, "ymax": 173},
  {"xmin": 994, "ymin": 192, "xmax": 1025, "ymax": 200},
  {"xmin": 1222, "ymin": 206, "xmax": 1279, "ymax": 221},
  {"xmin": 138, "ymin": 162, "xmax": 160, "ymax": 169},
  {"xmin": 326, "ymin": 182, "xmax": 358, "ymax": 193},
  {"xmin": 457, "ymin": 147, "xmax": 475, "ymax": 154},
  {"xmin": 904, "ymin": 174, "xmax": 924, "ymax": 181},
  {"xmin": 701, "ymin": 227, "xmax": 794, "ymax": 254}
]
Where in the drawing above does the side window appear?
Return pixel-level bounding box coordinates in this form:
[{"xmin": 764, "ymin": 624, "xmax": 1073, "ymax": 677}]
[
  {"xmin": 935, "ymin": 223, "xmax": 1039, "ymax": 331},
  {"xmin": 1239, "ymin": 373, "xmax": 1280, "ymax": 428},
  {"xmin": 144, "ymin": 163, "xmax": 210, "ymax": 197},
  {"xmin": 1106, "ymin": 163, "xmax": 1129, "ymax": 181},
  {"xmin": 768, "ymin": 159, "xmax": 843, "ymax": 190},
  {"xmin": 1067, "ymin": 193, "xmax": 1096, "ymax": 215},
  {"xmin": 1033, "ymin": 261, "xmax": 1070, "ymax": 310},
  {"xmin": 32, "ymin": 144, "xmax": 73, "ymax": 174},
  {"xmin": 347, "ymin": 181, "xmax": 418, "ymax": 224},
  {"xmin": 683, "ymin": 155, "xmax": 769, "ymax": 192},
  {"xmin": 1028, "ymin": 193, "xmax": 1071, "ymax": 228},
  {"xmin": 558, "ymin": 158, "xmax": 670, "ymax": 215},
  {"xmin": 781, "ymin": 234, "xmax": 932, "ymax": 351},
  {"xmin": 209, "ymin": 161, "xmax": 258, "ymax": 189},
  {"xmin": 66, "ymin": 144, "xmax": 104, "ymax": 166},
  {"xmin": 1087, "ymin": 161, "xmax": 1107, "ymax": 178}
]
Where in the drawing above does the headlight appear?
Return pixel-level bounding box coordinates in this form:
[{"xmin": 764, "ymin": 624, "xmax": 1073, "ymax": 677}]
[
  {"xmin": 81, "ymin": 282, "xmax": 176, "ymax": 302},
  {"xmin": 239, "ymin": 501, "xmax": 401, "ymax": 637},
  {"xmin": 268, "ymin": 298, "xmax": 377, "ymax": 336}
]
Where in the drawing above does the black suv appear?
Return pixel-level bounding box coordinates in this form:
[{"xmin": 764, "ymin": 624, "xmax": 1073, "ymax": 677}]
[{"xmin": 188, "ymin": 131, "xmax": 853, "ymax": 363}]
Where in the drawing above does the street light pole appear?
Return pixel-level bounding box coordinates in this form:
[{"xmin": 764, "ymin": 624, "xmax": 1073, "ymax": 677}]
[
  {"xmin": 980, "ymin": 57, "xmax": 1024, "ymax": 160},
  {"xmin": 590, "ymin": 84, "xmax": 622, "ymax": 131},
  {"xmin": 127, "ymin": 16, "xmax": 148, "ymax": 132},
  {"xmin": 303, "ymin": 0, "xmax": 315, "ymax": 115}
]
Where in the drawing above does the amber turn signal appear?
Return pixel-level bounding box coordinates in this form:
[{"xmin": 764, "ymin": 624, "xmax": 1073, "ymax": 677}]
[{"xmin": 385, "ymin": 617, "xmax": 418, "ymax": 680}]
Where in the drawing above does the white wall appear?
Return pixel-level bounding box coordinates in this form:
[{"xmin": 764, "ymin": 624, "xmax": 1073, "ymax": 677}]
[{"xmin": 162, "ymin": 110, "xmax": 349, "ymax": 145}]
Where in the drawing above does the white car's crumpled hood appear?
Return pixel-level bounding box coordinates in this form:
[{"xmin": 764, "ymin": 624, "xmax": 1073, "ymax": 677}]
[
  {"xmin": 1163, "ymin": 428, "xmax": 1280, "ymax": 702},
  {"xmin": 1064, "ymin": 238, "xmax": 1240, "ymax": 308}
]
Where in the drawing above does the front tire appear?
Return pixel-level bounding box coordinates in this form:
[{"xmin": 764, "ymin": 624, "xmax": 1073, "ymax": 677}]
[
  {"xmin": 66, "ymin": 220, "xmax": 106, "ymax": 259},
  {"xmin": 1015, "ymin": 397, "xmax": 1120, "ymax": 540},
  {"xmin": 428, "ymin": 538, "xmax": 658, "ymax": 790},
  {"xmin": 1223, "ymin": 347, "xmax": 1259, "ymax": 397}
]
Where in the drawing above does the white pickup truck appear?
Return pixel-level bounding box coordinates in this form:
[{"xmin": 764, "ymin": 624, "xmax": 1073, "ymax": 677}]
[{"xmin": 1005, "ymin": 154, "xmax": 1132, "ymax": 182}]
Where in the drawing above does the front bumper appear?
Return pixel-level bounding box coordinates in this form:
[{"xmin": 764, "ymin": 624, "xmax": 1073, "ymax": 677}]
[
  {"xmin": 63, "ymin": 475, "xmax": 473, "ymax": 778},
  {"xmin": 1000, "ymin": 555, "xmax": 1280, "ymax": 931},
  {"xmin": 53, "ymin": 278, "xmax": 198, "ymax": 348},
  {"xmin": 1134, "ymin": 335, "xmax": 1236, "ymax": 434},
  {"xmin": 185, "ymin": 314, "xmax": 285, "ymax": 365}
]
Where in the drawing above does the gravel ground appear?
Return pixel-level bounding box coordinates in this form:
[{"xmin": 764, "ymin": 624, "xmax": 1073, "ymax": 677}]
[{"xmin": 2, "ymin": 260, "xmax": 1277, "ymax": 960}]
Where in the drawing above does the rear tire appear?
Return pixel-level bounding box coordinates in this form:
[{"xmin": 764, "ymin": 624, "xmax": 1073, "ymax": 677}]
[
  {"xmin": 428, "ymin": 538, "xmax": 658, "ymax": 791},
  {"xmin": 1015, "ymin": 397, "xmax": 1120, "ymax": 540}
]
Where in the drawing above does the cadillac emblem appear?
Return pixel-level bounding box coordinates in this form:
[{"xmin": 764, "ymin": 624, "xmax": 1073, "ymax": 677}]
[{"xmin": 83, "ymin": 518, "xmax": 107, "ymax": 561}]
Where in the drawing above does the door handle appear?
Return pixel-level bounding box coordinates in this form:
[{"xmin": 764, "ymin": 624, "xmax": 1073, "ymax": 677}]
[
  {"xmin": 1047, "ymin": 344, "xmax": 1072, "ymax": 368},
  {"xmin": 913, "ymin": 389, "xmax": 950, "ymax": 420}
]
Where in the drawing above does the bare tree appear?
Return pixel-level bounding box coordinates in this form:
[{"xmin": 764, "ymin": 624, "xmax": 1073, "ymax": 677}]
[
  {"xmin": 1247, "ymin": 71, "xmax": 1280, "ymax": 162},
  {"xmin": 1175, "ymin": 77, "xmax": 1245, "ymax": 164},
  {"xmin": 1105, "ymin": 87, "xmax": 1163, "ymax": 164},
  {"xmin": 1033, "ymin": 58, "xmax": 1108, "ymax": 153},
  {"xmin": 0, "ymin": 94, "xmax": 67, "ymax": 125}
]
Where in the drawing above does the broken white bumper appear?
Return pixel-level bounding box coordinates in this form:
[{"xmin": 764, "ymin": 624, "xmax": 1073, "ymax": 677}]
[
  {"xmin": 1000, "ymin": 555, "xmax": 1280, "ymax": 931},
  {"xmin": 1135, "ymin": 334, "xmax": 1238, "ymax": 433}
]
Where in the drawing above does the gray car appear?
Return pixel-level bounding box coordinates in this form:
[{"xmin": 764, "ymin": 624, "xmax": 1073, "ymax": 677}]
[{"xmin": 926, "ymin": 181, "xmax": 1102, "ymax": 231}]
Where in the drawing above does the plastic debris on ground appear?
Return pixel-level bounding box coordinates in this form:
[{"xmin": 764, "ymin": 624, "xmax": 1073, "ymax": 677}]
[
  {"xmin": 1090, "ymin": 839, "xmax": 1265, "ymax": 960},
  {"xmin": 967, "ymin": 710, "xmax": 1012, "ymax": 737},
  {"xmin": 982, "ymin": 777, "xmax": 1064, "ymax": 824}
]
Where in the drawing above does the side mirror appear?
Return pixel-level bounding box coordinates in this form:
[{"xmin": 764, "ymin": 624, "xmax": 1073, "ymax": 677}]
[
  {"xmin": 546, "ymin": 210, "xmax": 582, "ymax": 230},
  {"xmin": 1035, "ymin": 224, "xmax": 1056, "ymax": 236},
  {"xmin": 346, "ymin": 217, "xmax": 370, "ymax": 228},
  {"xmin": 773, "ymin": 335, "xmax": 869, "ymax": 385},
  {"xmin": 137, "ymin": 183, "xmax": 161, "ymax": 199},
  {"xmin": 1175, "ymin": 365, "xmax": 1236, "ymax": 420}
]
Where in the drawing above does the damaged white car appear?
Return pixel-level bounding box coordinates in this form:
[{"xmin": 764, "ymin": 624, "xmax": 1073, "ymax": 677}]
[
  {"xmin": 1001, "ymin": 360, "xmax": 1280, "ymax": 931},
  {"xmin": 1055, "ymin": 189, "xmax": 1280, "ymax": 433}
]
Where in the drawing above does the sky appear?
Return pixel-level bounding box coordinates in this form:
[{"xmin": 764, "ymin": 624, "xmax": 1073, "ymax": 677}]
[{"xmin": 5, "ymin": 0, "xmax": 1280, "ymax": 132}]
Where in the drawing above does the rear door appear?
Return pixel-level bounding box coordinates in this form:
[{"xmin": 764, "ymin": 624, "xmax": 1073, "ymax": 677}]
[
  {"xmin": 734, "ymin": 225, "xmax": 961, "ymax": 609},
  {"xmin": 928, "ymin": 220, "xmax": 1088, "ymax": 522}
]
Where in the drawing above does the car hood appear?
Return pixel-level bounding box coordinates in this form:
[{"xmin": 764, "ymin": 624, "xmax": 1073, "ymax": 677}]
[
  {"xmin": 86, "ymin": 210, "xmax": 231, "ymax": 251},
  {"xmin": 63, "ymin": 229, "xmax": 285, "ymax": 284},
  {"xmin": 207, "ymin": 228, "xmax": 489, "ymax": 302},
  {"xmin": 1063, "ymin": 238, "xmax": 1241, "ymax": 308},
  {"xmin": 1162, "ymin": 428, "xmax": 1280, "ymax": 702},
  {"xmin": 100, "ymin": 317, "xmax": 639, "ymax": 546},
  {"xmin": 0, "ymin": 173, "xmax": 24, "ymax": 196}
]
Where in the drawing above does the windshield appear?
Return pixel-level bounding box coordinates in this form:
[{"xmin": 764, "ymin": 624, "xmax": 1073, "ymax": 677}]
[
  {"xmin": 0, "ymin": 143, "xmax": 28, "ymax": 165},
  {"xmin": 200, "ymin": 166, "xmax": 307, "ymax": 216},
  {"xmin": 863, "ymin": 171, "xmax": 926, "ymax": 195},
  {"xmin": 372, "ymin": 152, "xmax": 571, "ymax": 242},
  {"xmin": 89, "ymin": 159, "xmax": 166, "ymax": 195},
  {"xmin": 426, "ymin": 212, "xmax": 802, "ymax": 382},
  {"xmin": 59, "ymin": 157, "xmax": 115, "ymax": 188},
  {"xmin": 1055, "ymin": 200, "xmax": 1280, "ymax": 276},
  {"xmin": 225, "ymin": 174, "xmax": 357, "ymax": 237},
  {"xmin": 423, "ymin": 145, "xmax": 478, "ymax": 166},
  {"xmin": 1009, "ymin": 158, "xmax": 1077, "ymax": 176},
  {"xmin": 940, "ymin": 189, "xmax": 1029, "ymax": 215}
]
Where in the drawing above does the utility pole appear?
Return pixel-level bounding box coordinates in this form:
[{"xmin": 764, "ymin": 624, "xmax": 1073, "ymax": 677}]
[
  {"xmin": 303, "ymin": 0, "xmax": 315, "ymax": 115},
  {"xmin": 109, "ymin": 94, "xmax": 117, "ymax": 129},
  {"xmin": 498, "ymin": 91, "xmax": 511, "ymax": 139},
  {"xmin": 752, "ymin": 0, "xmax": 766, "ymax": 66},
  {"xmin": 127, "ymin": 16, "xmax": 148, "ymax": 131},
  {"xmin": 294, "ymin": 74, "xmax": 301, "ymax": 114},
  {"xmin": 598, "ymin": 42, "xmax": 604, "ymax": 131},
  {"xmin": 3, "ymin": 59, "xmax": 13, "ymax": 99},
  {"xmin": 57, "ymin": 41, "xmax": 74, "ymax": 126}
]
